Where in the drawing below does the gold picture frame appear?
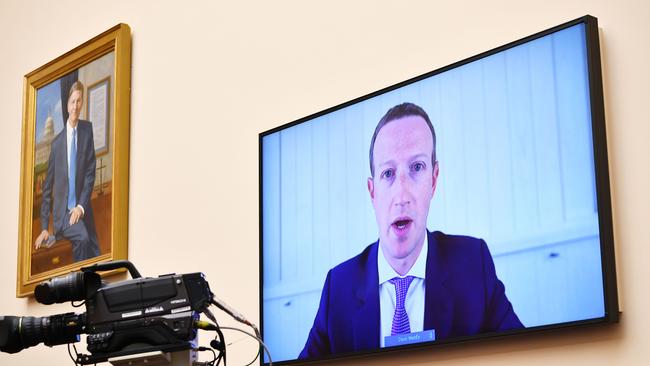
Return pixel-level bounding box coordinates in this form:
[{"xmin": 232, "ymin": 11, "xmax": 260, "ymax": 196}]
[{"xmin": 17, "ymin": 24, "xmax": 131, "ymax": 297}]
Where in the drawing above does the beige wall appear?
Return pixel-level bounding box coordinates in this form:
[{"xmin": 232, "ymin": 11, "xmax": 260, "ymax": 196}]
[{"xmin": 1, "ymin": 0, "xmax": 648, "ymax": 365}]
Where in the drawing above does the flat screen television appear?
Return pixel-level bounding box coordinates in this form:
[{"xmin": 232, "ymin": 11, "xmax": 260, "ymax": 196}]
[{"xmin": 259, "ymin": 15, "xmax": 618, "ymax": 365}]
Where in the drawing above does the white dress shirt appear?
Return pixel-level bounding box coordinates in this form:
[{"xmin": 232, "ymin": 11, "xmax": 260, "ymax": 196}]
[
  {"xmin": 66, "ymin": 122, "xmax": 77, "ymax": 173},
  {"xmin": 378, "ymin": 232, "xmax": 428, "ymax": 347}
]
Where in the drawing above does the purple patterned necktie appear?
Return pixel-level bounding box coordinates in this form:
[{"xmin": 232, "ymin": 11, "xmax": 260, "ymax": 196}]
[{"xmin": 389, "ymin": 275, "xmax": 415, "ymax": 335}]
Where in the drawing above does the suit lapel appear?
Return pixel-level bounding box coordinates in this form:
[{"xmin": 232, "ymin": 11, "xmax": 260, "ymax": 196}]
[
  {"xmin": 424, "ymin": 231, "xmax": 454, "ymax": 340},
  {"xmin": 352, "ymin": 242, "xmax": 380, "ymax": 351}
]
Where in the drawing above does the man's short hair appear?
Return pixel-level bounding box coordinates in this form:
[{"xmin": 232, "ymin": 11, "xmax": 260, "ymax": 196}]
[
  {"xmin": 68, "ymin": 81, "xmax": 85, "ymax": 98},
  {"xmin": 369, "ymin": 102, "xmax": 437, "ymax": 177}
]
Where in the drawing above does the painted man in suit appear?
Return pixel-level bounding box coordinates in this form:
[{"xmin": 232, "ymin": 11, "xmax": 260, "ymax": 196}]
[
  {"xmin": 299, "ymin": 102, "xmax": 523, "ymax": 359},
  {"xmin": 34, "ymin": 81, "xmax": 100, "ymax": 262}
]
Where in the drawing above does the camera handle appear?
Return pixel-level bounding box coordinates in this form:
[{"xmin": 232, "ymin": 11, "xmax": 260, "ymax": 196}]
[{"xmin": 81, "ymin": 260, "xmax": 142, "ymax": 279}]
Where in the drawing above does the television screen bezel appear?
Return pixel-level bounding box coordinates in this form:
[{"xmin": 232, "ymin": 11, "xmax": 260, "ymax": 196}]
[{"xmin": 258, "ymin": 14, "xmax": 619, "ymax": 366}]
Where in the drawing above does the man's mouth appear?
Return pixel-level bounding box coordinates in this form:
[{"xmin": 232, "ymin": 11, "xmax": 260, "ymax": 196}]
[{"xmin": 391, "ymin": 217, "xmax": 413, "ymax": 232}]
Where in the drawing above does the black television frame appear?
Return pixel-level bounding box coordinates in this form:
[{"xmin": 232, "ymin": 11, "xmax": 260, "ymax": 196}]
[{"xmin": 258, "ymin": 14, "xmax": 619, "ymax": 366}]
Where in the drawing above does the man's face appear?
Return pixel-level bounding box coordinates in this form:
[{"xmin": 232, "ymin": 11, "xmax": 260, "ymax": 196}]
[
  {"xmin": 368, "ymin": 115, "xmax": 439, "ymax": 266},
  {"xmin": 67, "ymin": 90, "xmax": 83, "ymax": 123}
]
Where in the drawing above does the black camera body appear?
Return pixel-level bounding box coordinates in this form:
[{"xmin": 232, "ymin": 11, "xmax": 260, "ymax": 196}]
[{"xmin": 0, "ymin": 261, "xmax": 214, "ymax": 365}]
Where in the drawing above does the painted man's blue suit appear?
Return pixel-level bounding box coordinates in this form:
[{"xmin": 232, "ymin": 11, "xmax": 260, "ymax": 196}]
[
  {"xmin": 40, "ymin": 120, "xmax": 100, "ymax": 261},
  {"xmin": 299, "ymin": 230, "xmax": 523, "ymax": 359}
]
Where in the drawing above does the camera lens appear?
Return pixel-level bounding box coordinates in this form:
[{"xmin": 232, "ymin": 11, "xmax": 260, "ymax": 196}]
[
  {"xmin": 0, "ymin": 314, "xmax": 83, "ymax": 354},
  {"xmin": 0, "ymin": 316, "xmax": 24, "ymax": 353},
  {"xmin": 0, "ymin": 316, "xmax": 51, "ymax": 353},
  {"xmin": 35, "ymin": 272, "xmax": 86, "ymax": 305}
]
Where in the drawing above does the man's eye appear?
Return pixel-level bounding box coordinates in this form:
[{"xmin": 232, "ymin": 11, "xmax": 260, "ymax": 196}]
[
  {"xmin": 412, "ymin": 162, "xmax": 425, "ymax": 172},
  {"xmin": 381, "ymin": 169, "xmax": 394, "ymax": 179}
]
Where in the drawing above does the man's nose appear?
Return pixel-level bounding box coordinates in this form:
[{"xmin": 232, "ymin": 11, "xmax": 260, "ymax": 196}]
[{"xmin": 393, "ymin": 171, "xmax": 411, "ymax": 206}]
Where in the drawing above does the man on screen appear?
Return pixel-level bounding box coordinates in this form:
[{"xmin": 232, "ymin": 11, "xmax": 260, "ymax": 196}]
[{"xmin": 299, "ymin": 102, "xmax": 523, "ymax": 359}]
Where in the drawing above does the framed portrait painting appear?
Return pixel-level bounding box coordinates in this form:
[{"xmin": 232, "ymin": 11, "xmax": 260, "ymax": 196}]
[{"xmin": 16, "ymin": 24, "xmax": 132, "ymax": 297}]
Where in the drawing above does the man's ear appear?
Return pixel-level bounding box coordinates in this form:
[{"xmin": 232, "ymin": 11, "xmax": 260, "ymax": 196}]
[
  {"xmin": 431, "ymin": 161, "xmax": 440, "ymax": 195},
  {"xmin": 367, "ymin": 177, "xmax": 375, "ymax": 200}
]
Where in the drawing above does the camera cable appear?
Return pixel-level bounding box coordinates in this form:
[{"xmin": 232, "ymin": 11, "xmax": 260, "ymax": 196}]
[
  {"xmin": 197, "ymin": 310, "xmax": 226, "ymax": 366},
  {"xmin": 219, "ymin": 326, "xmax": 272, "ymax": 366},
  {"xmin": 209, "ymin": 298, "xmax": 266, "ymax": 365}
]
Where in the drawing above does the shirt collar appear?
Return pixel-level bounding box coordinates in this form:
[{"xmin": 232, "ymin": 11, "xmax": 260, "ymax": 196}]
[
  {"xmin": 66, "ymin": 121, "xmax": 77, "ymax": 134},
  {"xmin": 377, "ymin": 231, "xmax": 428, "ymax": 284}
]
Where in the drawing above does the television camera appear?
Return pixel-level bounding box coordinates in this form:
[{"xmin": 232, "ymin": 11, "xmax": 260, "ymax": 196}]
[{"xmin": 0, "ymin": 260, "xmax": 253, "ymax": 365}]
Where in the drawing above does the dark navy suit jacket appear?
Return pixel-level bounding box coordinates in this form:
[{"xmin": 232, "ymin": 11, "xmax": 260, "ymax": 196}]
[{"xmin": 299, "ymin": 230, "xmax": 523, "ymax": 359}]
